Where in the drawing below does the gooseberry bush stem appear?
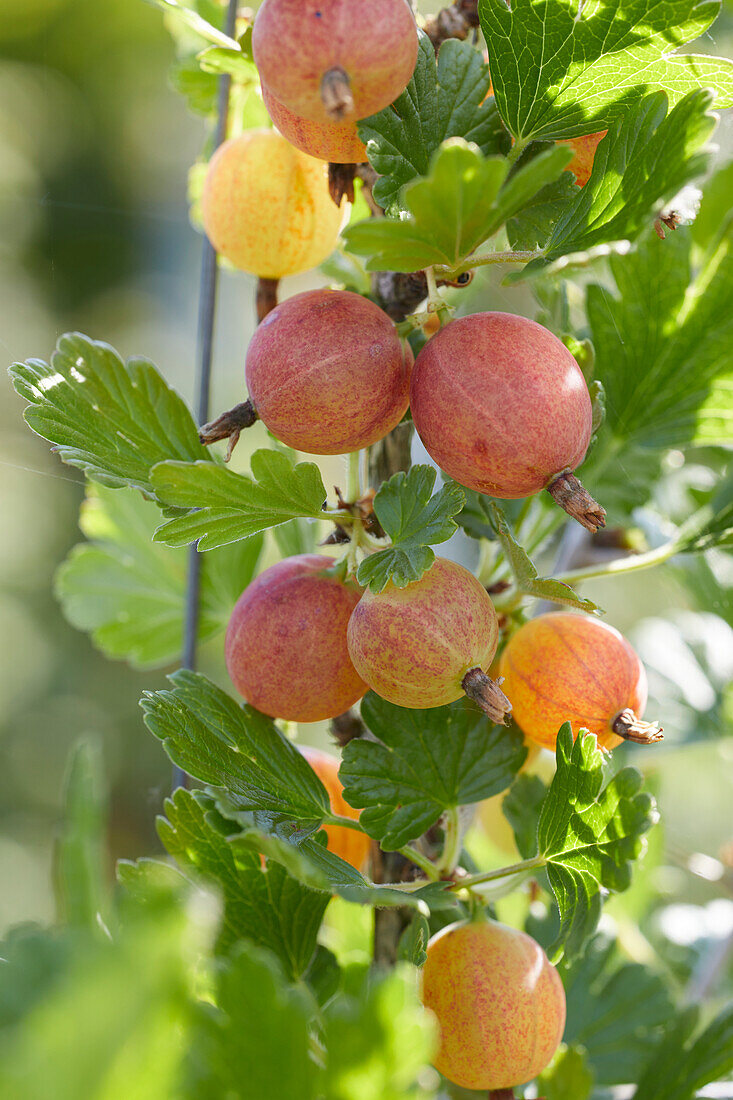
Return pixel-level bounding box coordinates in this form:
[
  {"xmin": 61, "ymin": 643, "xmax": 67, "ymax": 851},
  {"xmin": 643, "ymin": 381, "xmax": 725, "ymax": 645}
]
[
  {"xmin": 437, "ymin": 806, "xmax": 462, "ymax": 874},
  {"xmin": 555, "ymin": 539, "xmax": 681, "ymax": 584},
  {"xmin": 437, "ymin": 249, "xmax": 544, "ymax": 279},
  {"xmin": 452, "ymin": 854, "xmax": 548, "ymax": 892}
]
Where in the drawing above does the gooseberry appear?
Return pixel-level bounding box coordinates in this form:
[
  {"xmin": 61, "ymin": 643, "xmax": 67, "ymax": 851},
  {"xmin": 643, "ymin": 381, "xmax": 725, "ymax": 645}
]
[
  {"xmin": 225, "ymin": 555, "xmax": 366, "ymax": 722},
  {"xmin": 245, "ymin": 288, "xmax": 412, "ymax": 455},
  {"xmin": 499, "ymin": 612, "xmax": 662, "ymax": 750},
  {"xmin": 410, "ymin": 312, "xmax": 606, "ymax": 531},
  {"xmin": 421, "ymin": 918, "xmax": 566, "ymax": 1090},
  {"xmin": 252, "ymin": 0, "xmax": 418, "ymax": 124},
  {"xmin": 261, "ymin": 83, "xmax": 367, "ymax": 164},
  {"xmin": 300, "ymin": 745, "xmax": 371, "ymax": 870},
  {"xmin": 346, "ymin": 557, "xmax": 511, "ymax": 722},
  {"xmin": 201, "ymin": 130, "xmax": 343, "ymax": 278}
]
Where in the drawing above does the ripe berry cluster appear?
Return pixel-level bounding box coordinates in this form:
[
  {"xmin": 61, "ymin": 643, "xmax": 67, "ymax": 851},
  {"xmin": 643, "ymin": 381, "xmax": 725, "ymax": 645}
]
[{"xmin": 201, "ymin": 3, "xmax": 658, "ymax": 1090}]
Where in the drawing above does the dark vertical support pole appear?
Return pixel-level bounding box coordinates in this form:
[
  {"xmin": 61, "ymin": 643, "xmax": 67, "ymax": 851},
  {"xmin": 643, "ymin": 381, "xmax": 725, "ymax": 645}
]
[{"xmin": 173, "ymin": 0, "xmax": 239, "ymax": 792}]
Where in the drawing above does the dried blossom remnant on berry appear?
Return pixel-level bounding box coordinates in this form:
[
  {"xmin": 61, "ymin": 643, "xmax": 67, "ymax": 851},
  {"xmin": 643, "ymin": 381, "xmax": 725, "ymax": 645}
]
[
  {"xmin": 321, "ymin": 67, "xmax": 354, "ymax": 120},
  {"xmin": 462, "ymin": 668, "xmax": 512, "ymax": 725},
  {"xmin": 423, "ymin": 0, "xmax": 479, "ymax": 50},
  {"xmin": 328, "ymin": 163, "xmax": 358, "ymax": 207},
  {"xmin": 199, "ymin": 400, "xmax": 258, "ymax": 461},
  {"xmin": 546, "ymin": 470, "xmax": 607, "ymax": 533},
  {"xmin": 612, "ymin": 708, "xmax": 664, "ymax": 744}
]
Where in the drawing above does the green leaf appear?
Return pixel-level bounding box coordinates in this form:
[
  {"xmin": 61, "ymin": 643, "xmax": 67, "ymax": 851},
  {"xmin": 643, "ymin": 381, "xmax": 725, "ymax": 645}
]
[
  {"xmin": 53, "ymin": 740, "xmax": 107, "ymax": 932},
  {"xmin": 0, "ymin": 881, "xmax": 193, "ymax": 1100},
  {"xmin": 692, "ymin": 157, "xmax": 733, "ymax": 252},
  {"xmin": 507, "ymin": 163, "xmax": 579, "ymax": 250},
  {"xmin": 302, "ymin": 945, "xmax": 341, "ymax": 1007},
  {"xmin": 196, "ymin": 45, "xmax": 257, "ymax": 81},
  {"xmin": 562, "ymin": 933, "xmax": 675, "ymax": 1085},
  {"xmin": 397, "ymin": 915, "xmax": 430, "ymax": 968},
  {"xmin": 631, "ymin": 1003, "xmax": 733, "ymax": 1100},
  {"xmin": 589, "ymin": 379, "xmax": 605, "ymax": 434},
  {"xmin": 0, "ymin": 925, "xmax": 78, "ymax": 1029},
  {"xmin": 479, "ymin": 0, "xmax": 733, "ymax": 142},
  {"xmin": 542, "ymin": 91, "xmax": 715, "ymax": 262},
  {"xmin": 141, "ymin": 670, "xmax": 331, "ymax": 836},
  {"xmin": 452, "ymin": 486, "xmax": 497, "ymax": 540},
  {"xmin": 142, "ymin": 0, "xmax": 239, "ymax": 48},
  {"xmin": 537, "ymin": 1046, "xmax": 594, "ymax": 1100},
  {"xmin": 537, "ymin": 725, "xmax": 658, "ymax": 960},
  {"xmin": 151, "ymin": 450, "xmax": 327, "ymax": 550},
  {"xmin": 320, "ymin": 246, "xmax": 372, "ymax": 295},
  {"xmin": 502, "ymin": 773, "xmax": 547, "ymax": 859},
  {"xmin": 229, "ymin": 826, "xmax": 457, "ymax": 914},
  {"xmin": 271, "ymin": 515, "xmax": 318, "ymax": 558},
  {"xmin": 55, "ymin": 485, "xmax": 262, "ymax": 668},
  {"xmin": 675, "ymin": 473, "xmax": 733, "ymax": 552},
  {"xmin": 489, "ymin": 503, "xmax": 601, "ymax": 612},
  {"xmin": 9, "ymin": 333, "xmax": 208, "ymax": 494},
  {"xmin": 343, "ymin": 141, "xmax": 569, "ymax": 274},
  {"xmin": 189, "ymin": 943, "xmax": 319, "ymax": 1100},
  {"xmin": 356, "ymin": 465, "xmax": 465, "ymax": 593},
  {"xmin": 340, "ymin": 693, "xmax": 526, "ymax": 849},
  {"xmin": 158, "ymin": 789, "xmax": 329, "ymax": 975},
  {"xmin": 116, "ymin": 856, "xmax": 189, "ymax": 901},
  {"xmin": 582, "ymin": 222, "xmax": 733, "ymax": 506},
  {"xmin": 357, "ymin": 32, "xmax": 509, "ymax": 215},
  {"xmin": 322, "ymin": 965, "xmax": 437, "ymax": 1100},
  {"xmin": 169, "ymin": 57, "xmax": 219, "ymax": 115}
]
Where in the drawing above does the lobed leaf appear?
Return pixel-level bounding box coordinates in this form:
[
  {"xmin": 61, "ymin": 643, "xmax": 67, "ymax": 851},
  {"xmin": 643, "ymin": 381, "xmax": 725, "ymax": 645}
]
[
  {"xmin": 150, "ymin": 449, "xmax": 327, "ymax": 550},
  {"xmin": 489, "ymin": 502, "xmax": 601, "ymax": 612},
  {"xmin": 343, "ymin": 140, "xmax": 569, "ymax": 274},
  {"xmin": 507, "ymin": 155, "xmax": 580, "ymax": 250},
  {"xmin": 562, "ymin": 933, "xmax": 675, "ymax": 1085},
  {"xmin": 356, "ymin": 465, "xmax": 465, "ymax": 593},
  {"xmin": 479, "ymin": 0, "xmax": 733, "ymax": 142},
  {"xmin": 8, "ymin": 332, "xmax": 207, "ymax": 495},
  {"xmin": 537, "ymin": 725, "xmax": 658, "ymax": 960},
  {"xmin": 158, "ymin": 789, "xmax": 329, "ymax": 975},
  {"xmin": 228, "ymin": 825, "xmax": 457, "ymax": 914},
  {"xmin": 580, "ymin": 188, "xmax": 733, "ymax": 518},
  {"xmin": 542, "ymin": 90, "xmax": 715, "ymax": 262},
  {"xmin": 189, "ymin": 943, "xmax": 319, "ymax": 1100},
  {"xmin": 0, "ymin": 875, "xmax": 193, "ymax": 1100},
  {"xmin": 55, "ymin": 485, "xmax": 262, "ymax": 668},
  {"xmin": 538, "ymin": 1047, "xmax": 594, "ymax": 1100},
  {"xmin": 357, "ymin": 32, "xmax": 509, "ymax": 215},
  {"xmin": 141, "ymin": 670, "xmax": 331, "ymax": 834},
  {"xmin": 502, "ymin": 773, "xmax": 547, "ymax": 860},
  {"xmin": 340, "ymin": 693, "xmax": 526, "ymax": 850},
  {"xmin": 631, "ymin": 1004, "xmax": 733, "ymax": 1100},
  {"xmin": 322, "ymin": 965, "xmax": 438, "ymax": 1100},
  {"xmin": 674, "ymin": 473, "xmax": 733, "ymax": 552}
]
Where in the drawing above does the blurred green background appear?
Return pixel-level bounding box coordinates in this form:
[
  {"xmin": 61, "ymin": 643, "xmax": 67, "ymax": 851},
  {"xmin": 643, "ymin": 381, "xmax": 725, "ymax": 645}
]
[{"xmin": 1, "ymin": 0, "xmax": 732, "ymax": 1010}]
